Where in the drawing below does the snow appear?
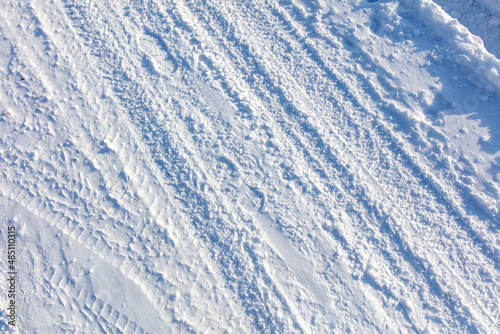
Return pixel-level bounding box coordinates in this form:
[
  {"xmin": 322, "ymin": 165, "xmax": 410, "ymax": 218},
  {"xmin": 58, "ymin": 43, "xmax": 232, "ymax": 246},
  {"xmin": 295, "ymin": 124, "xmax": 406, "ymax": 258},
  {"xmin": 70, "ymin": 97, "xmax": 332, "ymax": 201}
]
[
  {"xmin": 407, "ymin": 0, "xmax": 500, "ymax": 94},
  {"xmin": 0, "ymin": 0, "xmax": 499, "ymax": 333}
]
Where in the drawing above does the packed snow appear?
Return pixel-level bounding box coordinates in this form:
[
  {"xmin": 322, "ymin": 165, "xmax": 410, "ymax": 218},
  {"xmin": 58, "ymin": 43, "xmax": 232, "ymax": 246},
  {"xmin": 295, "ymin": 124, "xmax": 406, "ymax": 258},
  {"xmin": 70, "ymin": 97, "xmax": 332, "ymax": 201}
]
[{"xmin": 0, "ymin": 0, "xmax": 499, "ymax": 333}]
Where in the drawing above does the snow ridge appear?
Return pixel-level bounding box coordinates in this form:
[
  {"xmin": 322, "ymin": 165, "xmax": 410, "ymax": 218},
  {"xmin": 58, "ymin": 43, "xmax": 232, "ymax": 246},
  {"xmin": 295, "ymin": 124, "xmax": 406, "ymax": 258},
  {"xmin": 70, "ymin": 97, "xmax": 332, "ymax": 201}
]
[{"xmin": 413, "ymin": 0, "xmax": 500, "ymax": 94}]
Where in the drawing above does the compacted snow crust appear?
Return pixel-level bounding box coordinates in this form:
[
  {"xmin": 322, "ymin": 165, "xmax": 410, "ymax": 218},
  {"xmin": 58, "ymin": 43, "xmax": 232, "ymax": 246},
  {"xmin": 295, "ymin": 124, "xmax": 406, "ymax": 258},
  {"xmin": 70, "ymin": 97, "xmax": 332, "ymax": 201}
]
[{"xmin": 0, "ymin": 0, "xmax": 499, "ymax": 333}]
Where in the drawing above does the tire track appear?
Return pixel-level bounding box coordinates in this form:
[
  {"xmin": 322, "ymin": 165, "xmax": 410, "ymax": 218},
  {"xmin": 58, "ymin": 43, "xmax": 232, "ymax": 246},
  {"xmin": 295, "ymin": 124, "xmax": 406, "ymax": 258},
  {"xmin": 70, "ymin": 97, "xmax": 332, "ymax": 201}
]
[
  {"xmin": 167, "ymin": 0, "xmax": 498, "ymax": 330},
  {"xmin": 110, "ymin": 1, "xmax": 450, "ymax": 332},
  {"xmin": 133, "ymin": 0, "xmax": 382, "ymax": 328},
  {"xmin": 260, "ymin": 0, "xmax": 500, "ymax": 326},
  {"xmin": 0, "ymin": 174, "xmax": 183, "ymax": 333},
  {"xmin": 0, "ymin": 0, "xmax": 460, "ymax": 330},
  {"xmin": 5, "ymin": 0, "xmax": 497, "ymax": 331},
  {"xmin": 42, "ymin": 0, "xmax": 286, "ymax": 332},
  {"xmin": 143, "ymin": 0, "xmax": 440, "ymax": 330},
  {"xmin": 55, "ymin": 0, "xmax": 324, "ymax": 330},
  {"xmin": 43, "ymin": 266, "xmax": 147, "ymax": 334},
  {"xmin": 166, "ymin": 2, "xmax": 401, "ymax": 330},
  {"xmin": 268, "ymin": 0, "xmax": 500, "ymax": 247},
  {"xmin": 1, "ymin": 2, "xmax": 248, "ymax": 331},
  {"xmin": 267, "ymin": 0, "xmax": 499, "ymax": 260}
]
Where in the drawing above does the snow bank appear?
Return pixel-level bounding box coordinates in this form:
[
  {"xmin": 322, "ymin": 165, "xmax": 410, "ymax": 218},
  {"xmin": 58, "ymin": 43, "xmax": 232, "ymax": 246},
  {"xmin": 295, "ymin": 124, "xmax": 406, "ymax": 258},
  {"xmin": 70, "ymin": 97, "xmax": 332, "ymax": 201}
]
[{"xmin": 404, "ymin": 0, "xmax": 500, "ymax": 95}]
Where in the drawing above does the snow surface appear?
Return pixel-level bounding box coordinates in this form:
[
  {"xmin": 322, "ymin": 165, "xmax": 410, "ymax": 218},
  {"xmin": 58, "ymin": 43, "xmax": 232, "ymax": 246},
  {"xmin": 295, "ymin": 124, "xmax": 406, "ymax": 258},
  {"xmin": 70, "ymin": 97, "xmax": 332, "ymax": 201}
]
[{"xmin": 0, "ymin": 0, "xmax": 499, "ymax": 333}]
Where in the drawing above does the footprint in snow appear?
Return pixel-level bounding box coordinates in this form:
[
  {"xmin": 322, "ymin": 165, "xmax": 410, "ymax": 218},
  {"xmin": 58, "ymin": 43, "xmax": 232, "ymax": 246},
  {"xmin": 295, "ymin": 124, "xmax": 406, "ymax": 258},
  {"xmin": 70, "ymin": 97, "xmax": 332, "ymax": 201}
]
[{"xmin": 138, "ymin": 34, "xmax": 178, "ymax": 76}]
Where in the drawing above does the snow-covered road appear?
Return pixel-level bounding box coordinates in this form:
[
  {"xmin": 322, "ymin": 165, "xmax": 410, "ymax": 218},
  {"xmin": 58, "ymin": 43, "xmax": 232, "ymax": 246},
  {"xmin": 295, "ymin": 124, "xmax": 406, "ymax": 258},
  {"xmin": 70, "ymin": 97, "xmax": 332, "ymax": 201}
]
[{"xmin": 1, "ymin": 0, "xmax": 499, "ymax": 332}]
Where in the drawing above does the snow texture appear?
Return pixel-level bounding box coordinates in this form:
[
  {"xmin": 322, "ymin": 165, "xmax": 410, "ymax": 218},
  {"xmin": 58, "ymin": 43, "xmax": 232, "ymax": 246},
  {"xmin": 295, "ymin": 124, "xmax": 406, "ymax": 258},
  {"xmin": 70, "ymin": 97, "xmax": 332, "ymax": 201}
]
[{"xmin": 0, "ymin": 0, "xmax": 499, "ymax": 333}]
